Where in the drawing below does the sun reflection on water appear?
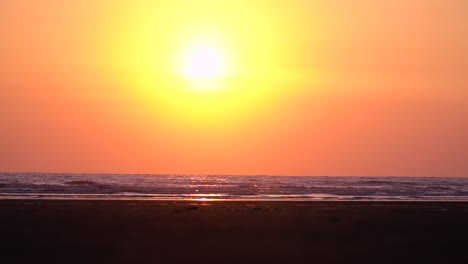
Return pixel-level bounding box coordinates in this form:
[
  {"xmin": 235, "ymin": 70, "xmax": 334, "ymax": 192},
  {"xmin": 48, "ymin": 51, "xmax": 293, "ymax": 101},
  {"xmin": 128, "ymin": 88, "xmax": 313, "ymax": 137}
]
[{"xmin": 188, "ymin": 193, "xmax": 225, "ymax": 201}]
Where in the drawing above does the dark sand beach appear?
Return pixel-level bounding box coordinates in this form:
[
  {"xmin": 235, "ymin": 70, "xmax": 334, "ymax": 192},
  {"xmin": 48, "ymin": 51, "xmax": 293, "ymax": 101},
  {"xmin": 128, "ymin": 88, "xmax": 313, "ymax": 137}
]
[{"xmin": 1, "ymin": 200, "xmax": 468, "ymax": 264}]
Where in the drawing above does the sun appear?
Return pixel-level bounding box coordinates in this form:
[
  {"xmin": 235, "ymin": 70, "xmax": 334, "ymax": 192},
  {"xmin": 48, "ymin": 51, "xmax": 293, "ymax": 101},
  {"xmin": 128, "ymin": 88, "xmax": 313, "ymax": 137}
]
[
  {"xmin": 182, "ymin": 46, "xmax": 224, "ymax": 79},
  {"xmin": 177, "ymin": 41, "xmax": 231, "ymax": 89}
]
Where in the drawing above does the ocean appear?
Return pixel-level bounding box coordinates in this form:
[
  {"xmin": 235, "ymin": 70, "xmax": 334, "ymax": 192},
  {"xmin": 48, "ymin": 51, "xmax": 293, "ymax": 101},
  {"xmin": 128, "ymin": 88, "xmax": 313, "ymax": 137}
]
[{"xmin": 0, "ymin": 172, "xmax": 467, "ymax": 201}]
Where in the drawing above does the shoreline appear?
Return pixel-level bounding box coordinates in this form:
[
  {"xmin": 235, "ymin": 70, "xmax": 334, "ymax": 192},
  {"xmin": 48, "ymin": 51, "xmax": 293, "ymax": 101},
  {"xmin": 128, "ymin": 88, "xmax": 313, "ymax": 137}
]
[{"xmin": 2, "ymin": 196, "xmax": 468, "ymax": 202}]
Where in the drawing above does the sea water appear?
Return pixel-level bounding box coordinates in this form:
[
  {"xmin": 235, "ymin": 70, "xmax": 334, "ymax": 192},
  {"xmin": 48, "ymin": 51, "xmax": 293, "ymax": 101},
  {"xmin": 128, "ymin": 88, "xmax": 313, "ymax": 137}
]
[{"xmin": 0, "ymin": 172, "xmax": 467, "ymax": 201}]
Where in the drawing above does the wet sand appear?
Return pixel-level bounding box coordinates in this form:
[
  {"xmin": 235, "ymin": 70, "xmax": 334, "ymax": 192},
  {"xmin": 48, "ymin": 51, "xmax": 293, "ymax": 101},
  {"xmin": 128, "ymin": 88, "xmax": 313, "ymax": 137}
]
[{"xmin": 1, "ymin": 200, "xmax": 468, "ymax": 264}]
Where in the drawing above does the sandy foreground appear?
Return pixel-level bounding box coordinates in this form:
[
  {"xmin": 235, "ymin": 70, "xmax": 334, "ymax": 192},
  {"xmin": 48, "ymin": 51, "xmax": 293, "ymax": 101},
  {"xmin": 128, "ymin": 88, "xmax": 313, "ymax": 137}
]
[{"xmin": 1, "ymin": 200, "xmax": 467, "ymax": 264}]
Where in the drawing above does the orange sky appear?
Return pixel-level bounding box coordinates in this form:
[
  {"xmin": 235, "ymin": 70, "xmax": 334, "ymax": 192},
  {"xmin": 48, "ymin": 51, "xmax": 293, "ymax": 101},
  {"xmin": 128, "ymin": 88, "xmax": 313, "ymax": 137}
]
[{"xmin": 1, "ymin": 1, "xmax": 467, "ymax": 176}]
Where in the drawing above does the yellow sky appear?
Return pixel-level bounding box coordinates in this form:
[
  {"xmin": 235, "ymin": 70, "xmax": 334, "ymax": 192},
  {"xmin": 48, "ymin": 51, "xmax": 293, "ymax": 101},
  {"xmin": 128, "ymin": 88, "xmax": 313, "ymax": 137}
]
[{"xmin": 1, "ymin": 1, "xmax": 467, "ymax": 176}]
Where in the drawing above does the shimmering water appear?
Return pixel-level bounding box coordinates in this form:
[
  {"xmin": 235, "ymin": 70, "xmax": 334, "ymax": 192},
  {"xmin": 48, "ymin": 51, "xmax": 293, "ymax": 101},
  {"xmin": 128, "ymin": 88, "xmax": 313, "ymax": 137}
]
[{"xmin": 1, "ymin": 172, "xmax": 467, "ymax": 201}]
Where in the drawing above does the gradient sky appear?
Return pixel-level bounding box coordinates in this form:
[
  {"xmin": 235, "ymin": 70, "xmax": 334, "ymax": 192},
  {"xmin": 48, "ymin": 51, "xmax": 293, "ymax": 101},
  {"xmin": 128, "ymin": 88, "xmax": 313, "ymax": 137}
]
[{"xmin": 1, "ymin": 0, "xmax": 467, "ymax": 176}]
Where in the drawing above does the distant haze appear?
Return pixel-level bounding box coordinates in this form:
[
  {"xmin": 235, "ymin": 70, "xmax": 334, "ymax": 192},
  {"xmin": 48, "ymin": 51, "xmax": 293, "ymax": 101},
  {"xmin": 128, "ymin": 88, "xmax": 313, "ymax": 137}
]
[{"xmin": 1, "ymin": 1, "xmax": 467, "ymax": 176}]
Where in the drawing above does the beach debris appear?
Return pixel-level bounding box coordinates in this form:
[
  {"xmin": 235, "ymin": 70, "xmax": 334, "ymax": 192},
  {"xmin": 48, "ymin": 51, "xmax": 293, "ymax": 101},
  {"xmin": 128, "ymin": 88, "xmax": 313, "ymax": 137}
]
[{"xmin": 172, "ymin": 206, "xmax": 199, "ymax": 214}]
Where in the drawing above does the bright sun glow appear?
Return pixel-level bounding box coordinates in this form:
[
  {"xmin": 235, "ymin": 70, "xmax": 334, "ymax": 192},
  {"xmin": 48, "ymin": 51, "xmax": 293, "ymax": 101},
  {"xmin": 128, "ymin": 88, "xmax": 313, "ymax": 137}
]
[{"xmin": 178, "ymin": 42, "xmax": 231, "ymax": 90}]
